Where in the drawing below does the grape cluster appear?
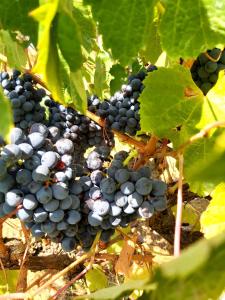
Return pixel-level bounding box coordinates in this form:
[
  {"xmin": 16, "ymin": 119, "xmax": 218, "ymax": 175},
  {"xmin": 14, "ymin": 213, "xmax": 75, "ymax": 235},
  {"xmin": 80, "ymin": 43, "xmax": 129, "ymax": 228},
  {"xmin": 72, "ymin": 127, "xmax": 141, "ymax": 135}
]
[
  {"xmin": 88, "ymin": 65, "xmax": 157, "ymax": 136},
  {"xmin": 71, "ymin": 149, "xmax": 167, "ymax": 247},
  {"xmin": 0, "ymin": 70, "xmax": 47, "ymax": 131},
  {"xmin": 191, "ymin": 48, "xmax": 225, "ymax": 95},
  {"xmin": 46, "ymin": 99, "xmax": 114, "ymax": 151},
  {"xmin": 0, "ymin": 124, "xmax": 82, "ymax": 252}
]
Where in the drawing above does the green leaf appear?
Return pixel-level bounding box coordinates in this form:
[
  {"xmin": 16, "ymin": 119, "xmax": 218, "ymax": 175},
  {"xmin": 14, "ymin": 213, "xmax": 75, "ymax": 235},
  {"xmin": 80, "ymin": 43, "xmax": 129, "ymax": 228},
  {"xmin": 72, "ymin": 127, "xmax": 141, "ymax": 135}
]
[
  {"xmin": 140, "ymin": 10, "xmax": 162, "ymax": 64},
  {"xmin": 94, "ymin": 54, "xmax": 107, "ymax": 99},
  {"xmin": 0, "ymin": 0, "xmax": 38, "ymax": 45},
  {"xmin": 159, "ymin": 0, "xmax": 225, "ymax": 59},
  {"xmin": 85, "ymin": 265, "xmax": 108, "ymax": 292},
  {"xmin": 184, "ymin": 136, "xmax": 217, "ymax": 196},
  {"xmin": 69, "ymin": 69, "xmax": 87, "ymax": 113},
  {"xmin": 201, "ymin": 183, "xmax": 225, "ymax": 239},
  {"xmin": 73, "ymin": 2, "xmax": 97, "ymax": 54},
  {"xmin": 86, "ymin": 0, "xmax": 156, "ymax": 65},
  {"xmin": 0, "ymin": 30, "xmax": 26, "ymax": 70},
  {"xmin": 186, "ymin": 130, "xmax": 225, "ymax": 191},
  {"xmin": 139, "ymin": 66, "xmax": 203, "ymax": 147},
  {"xmin": 57, "ymin": 0, "xmax": 83, "ymax": 71},
  {"xmin": 0, "ymin": 87, "xmax": 13, "ymax": 142},
  {"xmin": 31, "ymin": 0, "xmax": 64, "ymax": 103}
]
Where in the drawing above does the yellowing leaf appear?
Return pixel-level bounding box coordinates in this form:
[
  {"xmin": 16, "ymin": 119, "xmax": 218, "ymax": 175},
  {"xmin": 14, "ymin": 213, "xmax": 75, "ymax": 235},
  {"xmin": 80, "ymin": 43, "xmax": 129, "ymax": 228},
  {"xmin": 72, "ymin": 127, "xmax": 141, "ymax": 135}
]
[
  {"xmin": 201, "ymin": 183, "xmax": 225, "ymax": 238},
  {"xmin": 125, "ymin": 262, "xmax": 151, "ymax": 281},
  {"xmin": 85, "ymin": 265, "xmax": 108, "ymax": 292}
]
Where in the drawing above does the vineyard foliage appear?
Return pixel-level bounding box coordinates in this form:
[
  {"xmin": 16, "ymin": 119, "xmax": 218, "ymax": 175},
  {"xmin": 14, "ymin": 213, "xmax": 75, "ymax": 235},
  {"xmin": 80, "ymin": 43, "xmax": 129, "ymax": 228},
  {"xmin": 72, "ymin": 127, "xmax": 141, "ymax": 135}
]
[{"xmin": 0, "ymin": 0, "xmax": 225, "ymax": 299}]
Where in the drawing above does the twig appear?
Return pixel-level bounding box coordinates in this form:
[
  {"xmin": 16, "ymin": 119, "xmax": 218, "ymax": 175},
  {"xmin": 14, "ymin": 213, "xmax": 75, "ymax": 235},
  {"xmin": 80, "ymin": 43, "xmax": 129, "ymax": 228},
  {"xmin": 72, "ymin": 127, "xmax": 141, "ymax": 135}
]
[
  {"xmin": 177, "ymin": 120, "xmax": 225, "ymax": 153},
  {"xmin": 174, "ymin": 153, "xmax": 184, "ymax": 257}
]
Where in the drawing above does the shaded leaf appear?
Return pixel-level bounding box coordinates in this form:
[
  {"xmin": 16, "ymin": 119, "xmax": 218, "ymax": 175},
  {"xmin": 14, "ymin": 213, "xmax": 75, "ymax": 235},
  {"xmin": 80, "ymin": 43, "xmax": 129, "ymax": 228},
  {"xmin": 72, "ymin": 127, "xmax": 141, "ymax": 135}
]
[
  {"xmin": 109, "ymin": 64, "xmax": 127, "ymax": 95},
  {"xmin": 201, "ymin": 183, "xmax": 225, "ymax": 238},
  {"xmin": 57, "ymin": 0, "xmax": 83, "ymax": 71},
  {"xmin": 160, "ymin": 0, "xmax": 225, "ymax": 59},
  {"xmin": 94, "ymin": 53, "xmax": 107, "ymax": 98},
  {"xmin": 0, "ymin": 30, "xmax": 26, "ymax": 70},
  {"xmin": 69, "ymin": 70, "xmax": 87, "ymax": 113},
  {"xmin": 86, "ymin": 0, "xmax": 156, "ymax": 65},
  {"xmin": 0, "ymin": 0, "xmax": 38, "ymax": 45}
]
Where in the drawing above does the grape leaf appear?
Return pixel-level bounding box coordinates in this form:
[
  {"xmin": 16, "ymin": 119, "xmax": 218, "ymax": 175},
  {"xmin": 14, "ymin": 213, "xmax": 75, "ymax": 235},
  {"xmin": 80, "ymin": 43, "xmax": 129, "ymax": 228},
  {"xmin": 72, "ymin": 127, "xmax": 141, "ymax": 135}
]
[
  {"xmin": 0, "ymin": 0, "xmax": 38, "ymax": 45},
  {"xmin": 0, "ymin": 30, "xmax": 26, "ymax": 70},
  {"xmin": 69, "ymin": 70, "xmax": 87, "ymax": 113},
  {"xmin": 201, "ymin": 183, "xmax": 225, "ymax": 239},
  {"xmin": 0, "ymin": 270, "xmax": 20, "ymax": 294},
  {"xmin": 85, "ymin": 265, "xmax": 108, "ymax": 292},
  {"xmin": 30, "ymin": 0, "xmax": 64, "ymax": 103},
  {"xmin": 94, "ymin": 53, "xmax": 107, "ymax": 99},
  {"xmin": 0, "ymin": 87, "xmax": 13, "ymax": 142},
  {"xmin": 85, "ymin": 0, "xmax": 156, "ymax": 65},
  {"xmin": 81, "ymin": 232, "xmax": 225, "ymax": 300},
  {"xmin": 139, "ymin": 66, "xmax": 203, "ymax": 147},
  {"xmin": 56, "ymin": 0, "xmax": 83, "ymax": 71},
  {"xmin": 109, "ymin": 64, "xmax": 127, "ymax": 95},
  {"xmin": 159, "ymin": 0, "xmax": 225, "ymax": 59},
  {"xmin": 186, "ymin": 130, "xmax": 225, "ymax": 190}
]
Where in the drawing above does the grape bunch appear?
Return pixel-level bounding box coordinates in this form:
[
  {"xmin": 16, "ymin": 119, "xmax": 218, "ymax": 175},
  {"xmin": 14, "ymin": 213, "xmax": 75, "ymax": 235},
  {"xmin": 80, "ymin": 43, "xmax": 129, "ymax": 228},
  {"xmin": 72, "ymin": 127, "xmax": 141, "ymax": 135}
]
[
  {"xmin": 191, "ymin": 48, "xmax": 225, "ymax": 95},
  {"xmin": 0, "ymin": 70, "xmax": 47, "ymax": 131},
  {"xmin": 71, "ymin": 149, "xmax": 167, "ymax": 247},
  {"xmin": 0, "ymin": 124, "xmax": 83, "ymax": 252},
  {"xmin": 88, "ymin": 65, "xmax": 157, "ymax": 136},
  {"xmin": 46, "ymin": 98, "xmax": 114, "ymax": 151}
]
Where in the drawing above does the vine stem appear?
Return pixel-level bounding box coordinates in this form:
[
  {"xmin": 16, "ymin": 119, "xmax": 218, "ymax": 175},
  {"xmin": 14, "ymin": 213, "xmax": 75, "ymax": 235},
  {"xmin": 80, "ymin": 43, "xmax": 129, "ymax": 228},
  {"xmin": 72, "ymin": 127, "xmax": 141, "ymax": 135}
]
[
  {"xmin": 177, "ymin": 120, "xmax": 225, "ymax": 153},
  {"xmin": 174, "ymin": 153, "xmax": 184, "ymax": 257}
]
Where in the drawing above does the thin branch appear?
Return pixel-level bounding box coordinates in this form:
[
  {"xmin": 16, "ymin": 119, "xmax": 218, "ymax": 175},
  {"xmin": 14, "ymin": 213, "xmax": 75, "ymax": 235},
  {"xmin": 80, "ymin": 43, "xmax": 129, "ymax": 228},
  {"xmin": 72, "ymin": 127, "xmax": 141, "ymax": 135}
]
[
  {"xmin": 174, "ymin": 153, "xmax": 184, "ymax": 257},
  {"xmin": 177, "ymin": 120, "xmax": 225, "ymax": 153}
]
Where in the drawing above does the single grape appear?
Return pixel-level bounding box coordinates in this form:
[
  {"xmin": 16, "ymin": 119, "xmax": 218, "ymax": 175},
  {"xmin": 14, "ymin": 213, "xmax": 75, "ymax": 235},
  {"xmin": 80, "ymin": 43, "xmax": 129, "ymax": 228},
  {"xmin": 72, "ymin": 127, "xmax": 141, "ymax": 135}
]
[
  {"xmin": 61, "ymin": 154, "xmax": 73, "ymax": 167},
  {"xmin": 5, "ymin": 189, "xmax": 23, "ymax": 207},
  {"xmin": 135, "ymin": 178, "xmax": 153, "ymax": 196},
  {"xmin": 100, "ymin": 229, "xmax": 115, "ymax": 243},
  {"xmin": 31, "ymin": 223, "xmax": 45, "ymax": 238},
  {"xmin": 205, "ymin": 61, "xmax": 218, "ymax": 73},
  {"xmin": 88, "ymin": 211, "xmax": 103, "ymax": 227},
  {"xmin": 59, "ymin": 196, "xmax": 72, "ymax": 210},
  {"xmin": 41, "ymin": 151, "xmax": 59, "ymax": 169},
  {"xmin": 114, "ymin": 191, "xmax": 128, "ymax": 207},
  {"xmin": 18, "ymin": 143, "xmax": 34, "ymax": 159},
  {"xmin": 33, "ymin": 207, "xmax": 48, "ymax": 223},
  {"xmin": 10, "ymin": 128, "xmax": 25, "ymax": 144},
  {"xmin": 43, "ymin": 199, "xmax": 59, "ymax": 212},
  {"xmin": 0, "ymin": 159, "xmax": 7, "ymax": 179},
  {"xmin": 30, "ymin": 123, "xmax": 49, "ymax": 137},
  {"xmin": 93, "ymin": 200, "xmax": 110, "ymax": 216},
  {"xmin": 49, "ymin": 209, "xmax": 65, "ymax": 222},
  {"xmin": 0, "ymin": 174, "xmax": 15, "ymax": 193},
  {"xmin": 123, "ymin": 203, "xmax": 135, "ymax": 214},
  {"xmin": 127, "ymin": 192, "xmax": 143, "ymax": 208},
  {"xmin": 55, "ymin": 138, "xmax": 74, "ymax": 154},
  {"xmin": 17, "ymin": 208, "xmax": 33, "ymax": 222},
  {"xmin": 120, "ymin": 181, "xmax": 135, "ymax": 195},
  {"xmin": 151, "ymin": 196, "xmax": 167, "ymax": 212},
  {"xmin": 151, "ymin": 180, "xmax": 167, "ymax": 196},
  {"xmin": 70, "ymin": 181, "xmax": 83, "ymax": 195},
  {"xmin": 67, "ymin": 210, "xmax": 81, "ymax": 225},
  {"xmin": 27, "ymin": 181, "xmax": 41, "ymax": 194},
  {"xmin": 41, "ymin": 221, "xmax": 56, "ymax": 234},
  {"xmin": 36, "ymin": 186, "xmax": 52, "ymax": 204},
  {"xmin": 24, "ymin": 155, "xmax": 41, "ymax": 170},
  {"xmin": 32, "ymin": 165, "xmax": 50, "ymax": 183},
  {"xmin": 114, "ymin": 169, "xmax": 130, "ymax": 184},
  {"xmin": 138, "ymin": 201, "xmax": 154, "ymax": 218},
  {"xmin": 16, "ymin": 169, "xmax": 32, "ymax": 185},
  {"xmin": 28, "ymin": 132, "xmax": 45, "ymax": 149},
  {"xmin": 64, "ymin": 225, "xmax": 78, "ymax": 237},
  {"xmin": 109, "ymin": 202, "xmax": 122, "ymax": 216},
  {"xmin": 61, "ymin": 237, "xmax": 76, "ymax": 252},
  {"xmin": 89, "ymin": 186, "xmax": 102, "ymax": 200},
  {"xmin": 23, "ymin": 194, "xmax": 38, "ymax": 210},
  {"xmin": 100, "ymin": 178, "xmax": 116, "ymax": 194},
  {"xmin": 52, "ymin": 182, "xmax": 69, "ymax": 200},
  {"xmin": 1, "ymin": 144, "xmax": 21, "ymax": 162},
  {"xmin": 79, "ymin": 176, "xmax": 92, "ymax": 192},
  {"xmin": 57, "ymin": 221, "xmax": 68, "ymax": 231},
  {"xmin": 109, "ymin": 216, "xmax": 121, "ymax": 226}
]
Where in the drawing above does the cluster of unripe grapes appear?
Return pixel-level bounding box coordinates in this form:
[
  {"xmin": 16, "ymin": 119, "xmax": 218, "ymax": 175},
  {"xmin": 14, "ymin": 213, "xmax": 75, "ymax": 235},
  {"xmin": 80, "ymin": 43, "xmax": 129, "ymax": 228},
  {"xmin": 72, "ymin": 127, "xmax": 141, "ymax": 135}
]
[{"xmin": 0, "ymin": 68, "xmax": 167, "ymax": 252}]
